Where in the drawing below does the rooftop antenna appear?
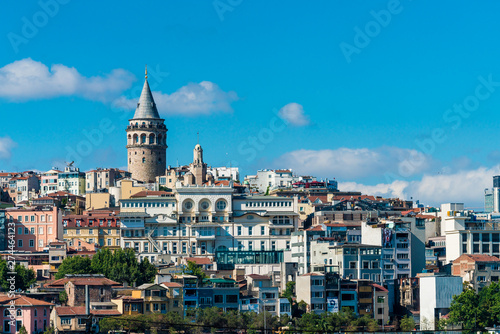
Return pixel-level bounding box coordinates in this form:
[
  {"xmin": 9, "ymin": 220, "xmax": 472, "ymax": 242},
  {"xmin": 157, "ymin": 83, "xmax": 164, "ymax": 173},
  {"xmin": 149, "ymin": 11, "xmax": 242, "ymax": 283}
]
[{"xmin": 197, "ymin": 132, "xmax": 199, "ymax": 145}]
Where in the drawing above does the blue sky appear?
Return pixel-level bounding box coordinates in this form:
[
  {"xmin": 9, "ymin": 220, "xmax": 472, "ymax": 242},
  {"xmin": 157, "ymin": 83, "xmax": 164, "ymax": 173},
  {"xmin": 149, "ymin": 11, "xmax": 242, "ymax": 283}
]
[{"xmin": 1, "ymin": 0, "xmax": 500, "ymax": 208}]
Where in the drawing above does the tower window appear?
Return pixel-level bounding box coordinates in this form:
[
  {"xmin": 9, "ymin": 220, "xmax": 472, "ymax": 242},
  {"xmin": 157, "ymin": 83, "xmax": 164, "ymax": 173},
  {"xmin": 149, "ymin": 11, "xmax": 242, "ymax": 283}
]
[{"xmin": 142, "ymin": 158, "xmax": 146, "ymax": 163}]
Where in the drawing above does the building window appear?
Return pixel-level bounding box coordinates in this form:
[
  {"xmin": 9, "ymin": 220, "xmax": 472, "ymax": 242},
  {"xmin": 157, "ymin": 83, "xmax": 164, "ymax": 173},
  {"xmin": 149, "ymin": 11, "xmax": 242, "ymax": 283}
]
[
  {"xmin": 271, "ymin": 241, "xmax": 276, "ymax": 251},
  {"xmin": 216, "ymin": 200, "xmax": 227, "ymax": 210},
  {"xmin": 249, "ymin": 241, "xmax": 253, "ymax": 251},
  {"xmin": 61, "ymin": 318, "xmax": 71, "ymax": 325},
  {"xmin": 237, "ymin": 226, "xmax": 242, "ymax": 236},
  {"xmin": 349, "ymin": 261, "xmax": 357, "ymax": 269},
  {"xmin": 261, "ymin": 226, "xmax": 265, "ymax": 235},
  {"xmin": 18, "ymin": 240, "xmax": 23, "ymax": 247},
  {"xmin": 29, "ymin": 240, "xmax": 34, "ymax": 247},
  {"xmin": 248, "ymin": 226, "xmax": 253, "ymax": 235}
]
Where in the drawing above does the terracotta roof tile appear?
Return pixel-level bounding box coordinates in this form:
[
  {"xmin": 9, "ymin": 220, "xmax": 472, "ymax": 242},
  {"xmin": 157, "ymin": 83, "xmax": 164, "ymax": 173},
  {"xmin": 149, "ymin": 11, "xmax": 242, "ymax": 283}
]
[{"xmin": 0, "ymin": 295, "xmax": 53, "ymax": 306}]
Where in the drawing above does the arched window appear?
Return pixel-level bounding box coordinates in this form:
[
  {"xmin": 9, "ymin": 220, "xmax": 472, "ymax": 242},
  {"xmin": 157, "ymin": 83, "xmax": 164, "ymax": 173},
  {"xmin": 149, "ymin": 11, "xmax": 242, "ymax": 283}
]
[
  {"xmin": 149, "ymin": 134, "xmax": 155, "ymax": 144},
  {"xmin": 4, "ymin": 309, "xmax": 9, "ymax": 317},
  {"xmin": 142, "ymin": 158, "xmax": 146, "ymax": 163},
  {"xmin": 141, "ymin": 134, "xmax": 146, "ymax": 144},
  {"xmin": 34, "ymin": 309, "xmax": 37, "ymax": 317},
  {"xmin": 158, "ymin": 134, "xmax": 162, "ymax": 145},
  {"xmin": 133, "ymin": 134, "xmax": 138, "ymax": 143},
  {"xmin": 16, "ymin": 309, "xmax": 22, "ymax": 316}
]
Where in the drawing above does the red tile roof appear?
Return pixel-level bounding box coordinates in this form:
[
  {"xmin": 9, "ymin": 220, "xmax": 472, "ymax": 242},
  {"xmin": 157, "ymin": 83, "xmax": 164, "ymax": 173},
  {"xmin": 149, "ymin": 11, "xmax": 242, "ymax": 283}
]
[
  {"xmin": 308, "ymin": 196, "xmax": 329, "ymax": 204},
  {"xmin": 161, "ymin": 282, "xmax": 183, "ymax": 288},
  {"xmin": 416, "ymin": 214, "xmax": 436, "ymax": 220},
  {"xmin": 130, "ymin": 190, "xmax": 172, "ymax": 198},
  {"xmin": 46, "ymin": 276, "xmax": 122, "ymax": 288},
  {"xmin": 0, "ymin": 295, "xmax": 53, "ymax": 306},
  {"xmin": 55, "ymin": 306, "xmax": 121, "ymax": 316},
  {"xmin": 62, "ymin": 215, "xmax": 120, "ymax": 228},
  {"xmin": 185, "ymin": 257, "xmax": 212, "ymax": 265},
  {"xmin": 275, "ymin": 169, "xmax": 292, "ymax": 174},
  {"xmin": 454, "ymin": 254, "xmax": 500, "ymax": 263},
  {"xmin": 247, "ymin": 274, "xmax": 271, "ymax": 280},
  {"xmin": 372, "ymin": 283, "xmax": 388, "ymax": 292},
  {"xmin": 300, "ymin": 272, "xmax": 324, "ymax": 277}
]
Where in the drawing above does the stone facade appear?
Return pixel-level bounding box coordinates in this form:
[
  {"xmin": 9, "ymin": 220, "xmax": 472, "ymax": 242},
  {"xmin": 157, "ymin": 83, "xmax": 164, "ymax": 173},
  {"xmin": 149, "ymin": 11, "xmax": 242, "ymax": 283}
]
[
  {"xmin": 126, "ymin": 75, "xmax": 167, "ymax": 183},
  {"xmin": 66, "ymin": 281, "xmax": 114, "ymax": 306}
]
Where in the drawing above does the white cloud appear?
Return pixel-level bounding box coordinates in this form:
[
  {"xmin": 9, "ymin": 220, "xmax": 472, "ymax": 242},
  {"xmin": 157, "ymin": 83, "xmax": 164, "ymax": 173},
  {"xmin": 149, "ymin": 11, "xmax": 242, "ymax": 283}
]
[
  {"xmin": 0, "ymin": 136, "xmax": 17, "ymax": 159},
  {"xmin": 0, "ymin": 58, "xmax": 135, "ymax": 102},
  {"xmin": 114, "ymin": 81, "xmax": 238, "ymax": 116},
  {"xmin": 278, "ymin": 102, "xmax": 310, "ymax": 126},
  {"xmin": 339, "ymin": 165, "xmax": 500, "ymax": 207},
  {"xmin": 276, "ymin": 146, "xmax": 432, "ymax": 180}
]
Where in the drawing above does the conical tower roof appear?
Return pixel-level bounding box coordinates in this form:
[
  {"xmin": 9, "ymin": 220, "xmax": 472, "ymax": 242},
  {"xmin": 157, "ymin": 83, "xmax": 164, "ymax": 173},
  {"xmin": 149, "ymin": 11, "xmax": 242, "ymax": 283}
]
[{"xmin": 132, "ymin": 71, "xmax": 161, "ymax": 119}]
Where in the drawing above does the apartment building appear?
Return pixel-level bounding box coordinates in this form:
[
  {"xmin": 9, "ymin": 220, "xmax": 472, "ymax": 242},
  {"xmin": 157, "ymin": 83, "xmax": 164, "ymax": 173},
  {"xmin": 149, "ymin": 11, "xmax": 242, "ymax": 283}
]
[
  {"xmin": 63, "ymin": 210, "xmax": 121, "ymax": 248},
  {"xmin": 8, "ymin": 175, "xmax": 39, "ymax": 203},
  {"xmin": 58, "ymin": 166, "xmax": 85, "ymax": 196},
  {"xmin": 310, "ymin": 242, "xmax": 383, "ymax": 284},
  {"xmin": 6, "ymin": 206, "xmax": 61, "ymax": 251},
  {"xmin": 452, "ymin": 254, "xmax": 500, "ymax": 292},
  {"xmin": 85, "ymin": 168, "xmax": 130, "ymax": 193},
  {"xmin": 40, "ymin": 168, "xmax": 60, "ymax": 196}
]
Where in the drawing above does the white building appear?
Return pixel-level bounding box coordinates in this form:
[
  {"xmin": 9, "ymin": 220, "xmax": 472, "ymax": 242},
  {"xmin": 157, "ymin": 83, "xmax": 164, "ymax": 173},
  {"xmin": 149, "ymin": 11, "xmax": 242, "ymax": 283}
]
[
  {"xmin": 58, "ymin": 166, "xmax": 85, "ymax": 196},
  {"xmin": 419, "ymin": 275, "xmax": 463, "ymax": 330},
  {"xmin": 245, "ymin": 169, "xmax": 298, "ymax": 193},
  {"xmin": 440, "ymin": 203, "xmax": 500, "ymax": 264},
  {"xmin": 207, "ymin": 167, "xmax": 240, "ymax": 182}
]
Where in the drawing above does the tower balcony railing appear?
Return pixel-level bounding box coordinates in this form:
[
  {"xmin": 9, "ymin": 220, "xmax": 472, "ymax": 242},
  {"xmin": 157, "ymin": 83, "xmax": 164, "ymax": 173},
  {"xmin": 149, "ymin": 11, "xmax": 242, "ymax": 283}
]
[{"xmin": 127, "ymin": 124, "xmax": 167, "ymax": 130}]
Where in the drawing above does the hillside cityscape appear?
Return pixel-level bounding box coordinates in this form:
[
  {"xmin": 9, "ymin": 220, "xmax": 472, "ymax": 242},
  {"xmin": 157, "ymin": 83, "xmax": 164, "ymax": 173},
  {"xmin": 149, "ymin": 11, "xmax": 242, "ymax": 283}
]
[{"xmin": 3, "ymin": 1, "xmax": 500, "ymax": 334}]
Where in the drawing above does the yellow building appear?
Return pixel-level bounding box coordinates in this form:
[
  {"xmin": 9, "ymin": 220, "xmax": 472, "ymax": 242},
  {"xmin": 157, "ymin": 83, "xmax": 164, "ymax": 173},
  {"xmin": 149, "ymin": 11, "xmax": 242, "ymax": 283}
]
[
  {"xmin": 120, "ymin": 179, "xmax": 147, "ymax": 200},
  {"xmin": 85, "ymin": 192, "xmax": 112, "ymax": 210},
  {"xmin": 62, "ymin": 211, "xmax": 121, "ymax": 248},
  {"xmin": 111, "ymin": 296, "xmax": 144, "ymax": 315},
  {"xmin": 131, "ymin": 283, "xmax": 170, "ymax": 315}
]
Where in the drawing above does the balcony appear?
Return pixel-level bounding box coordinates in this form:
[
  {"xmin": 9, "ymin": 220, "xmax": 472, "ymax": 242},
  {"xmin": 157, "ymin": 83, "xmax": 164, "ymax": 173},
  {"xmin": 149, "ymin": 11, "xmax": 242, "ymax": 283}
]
[{"xmin": 359, "ymin": 298, "xmax": 373, "ymax": 304}]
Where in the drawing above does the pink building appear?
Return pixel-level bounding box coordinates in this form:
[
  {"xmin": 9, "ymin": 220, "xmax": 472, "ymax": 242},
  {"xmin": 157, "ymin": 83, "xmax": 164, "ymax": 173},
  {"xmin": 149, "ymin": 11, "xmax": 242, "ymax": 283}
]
[
  {"xmin": 0, "ymin": 295, "xmax": 53, "ymax": 334},
  {"xmin": 6, "ymin": 206, "xmax": 62, "ymax": 252}
]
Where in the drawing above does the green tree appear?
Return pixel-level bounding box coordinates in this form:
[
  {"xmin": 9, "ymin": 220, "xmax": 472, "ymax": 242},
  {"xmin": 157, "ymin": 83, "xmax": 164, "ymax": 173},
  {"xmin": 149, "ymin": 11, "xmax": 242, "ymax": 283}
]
[
  {"xmin": 400, "ymin": 315, "xmax": 415, "ymax": 331},
  {"xmin": 137, "ymin": 257, "xmax": 157, "ymax": 285},
  {"xmin": 281, "ymin": 281, "xmax": 295, "ymax": 300},
  {"xmin": 0, "ymin": 260, "xmax": 36, "ymax": 291},
  {"xmin": 448, "ymin": 285, "xmax": 480, "ymax": 331},
  {"xmin": 42, "ymin": 327, "xmax": 55, "ymax": 334},
  {"xmin": 55, "ymin": 256, "xmax": 93, "ymax": 279},
  {"xmin": 18, "ymin": 326, "xmax": 27, "ymax": 334},
  {"xmin": 59, "ymin": 290, "xmax": 68, "ymax": 305},
  {"xmin": 182, "ymin": 261, "xmax": 206, "ymax": 282}
]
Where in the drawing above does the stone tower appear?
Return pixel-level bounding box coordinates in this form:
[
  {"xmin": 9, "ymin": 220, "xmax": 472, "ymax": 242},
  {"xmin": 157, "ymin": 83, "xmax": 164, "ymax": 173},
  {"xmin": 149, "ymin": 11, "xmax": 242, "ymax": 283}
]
[{"xmin": 126, "ymin": 69, "xmax": 167, "ymax": 183}]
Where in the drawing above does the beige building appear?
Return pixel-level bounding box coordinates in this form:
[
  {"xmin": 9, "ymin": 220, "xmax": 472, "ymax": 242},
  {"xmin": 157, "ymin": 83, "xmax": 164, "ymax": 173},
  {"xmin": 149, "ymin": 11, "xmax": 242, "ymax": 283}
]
[
  {"xmin": 85, "ymin": 193, "xmax": 112, "ymax": 210},
  {"xmin": 85, "ymin": 168, "xmax": 130, "ymax": 193}
]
